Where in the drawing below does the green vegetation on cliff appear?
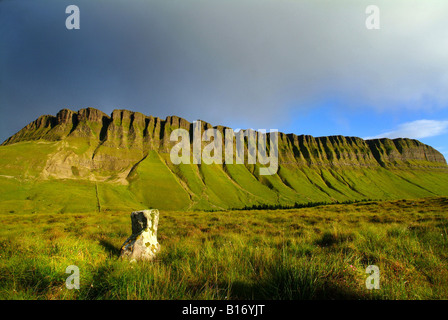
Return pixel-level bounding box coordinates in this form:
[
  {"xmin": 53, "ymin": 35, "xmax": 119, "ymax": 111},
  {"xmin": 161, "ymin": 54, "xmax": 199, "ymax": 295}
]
[{"xmin": 0, "ymin": 108, "xmax": 447, "ymax": 213}]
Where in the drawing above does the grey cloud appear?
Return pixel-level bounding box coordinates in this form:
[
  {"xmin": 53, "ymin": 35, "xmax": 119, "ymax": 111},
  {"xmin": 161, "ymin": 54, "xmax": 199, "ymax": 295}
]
[{"xmin": 1, "ymin": 0, "xmax": 448, "ymax": 140}]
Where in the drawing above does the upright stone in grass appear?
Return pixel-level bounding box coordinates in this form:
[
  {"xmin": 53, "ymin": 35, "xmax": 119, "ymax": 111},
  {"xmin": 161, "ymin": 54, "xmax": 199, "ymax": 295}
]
[{"xmin": 120, "ymin": 209, "xmax": 160, "ymax": 262}]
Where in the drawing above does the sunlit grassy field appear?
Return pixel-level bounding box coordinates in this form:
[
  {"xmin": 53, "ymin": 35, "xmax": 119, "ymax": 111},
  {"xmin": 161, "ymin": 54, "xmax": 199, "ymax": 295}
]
[{"xmin": 0, "ymin": 197, "xmax": 447, "ymax": 300}]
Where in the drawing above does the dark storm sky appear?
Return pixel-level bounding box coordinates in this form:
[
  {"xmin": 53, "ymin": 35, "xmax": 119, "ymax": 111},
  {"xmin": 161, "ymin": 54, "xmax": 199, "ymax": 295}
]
[{"xmin": 1, "ymin": 0, "xmax": 448, "ymax": 157}]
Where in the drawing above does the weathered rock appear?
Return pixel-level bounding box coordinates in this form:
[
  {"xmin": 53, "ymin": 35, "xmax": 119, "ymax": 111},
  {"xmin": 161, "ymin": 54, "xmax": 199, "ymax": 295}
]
[
  {"xmin": 120, "ymin": 209, "xmax": 160, "ymax": 262},
  {"xmin": 4, "ymin": 107, "xmax": 446, "ymax": 168}
]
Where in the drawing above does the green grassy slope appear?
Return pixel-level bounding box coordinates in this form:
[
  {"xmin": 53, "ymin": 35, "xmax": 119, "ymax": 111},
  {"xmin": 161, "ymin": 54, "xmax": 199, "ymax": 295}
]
[
  {"xmin": 1, "ymin": 139, "xmax": 448, "ymax": 213},
  {"xmin": 127, "ymin": 151, "xmax": 191, "ymax": 210}
]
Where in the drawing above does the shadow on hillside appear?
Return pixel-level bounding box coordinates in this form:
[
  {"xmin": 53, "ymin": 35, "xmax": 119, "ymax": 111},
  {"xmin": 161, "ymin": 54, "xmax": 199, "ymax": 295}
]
[
  {"xmin": 79, "ymin": 264, "xmax": 116, "ymax": 299},
  {"xmin": 99, "ymin": 239, "xmax": 121, "ymax": 257},
  {"xmin": 208, "ymin": 256, "xmax": 367, "ymax": 300},
  {"xmin": 225, "ymin": 278, "xmax": 364, "ymax": 300},
  {"xmin": 184, "ymin": 260, "xmax": 367, "ymax": 300}
]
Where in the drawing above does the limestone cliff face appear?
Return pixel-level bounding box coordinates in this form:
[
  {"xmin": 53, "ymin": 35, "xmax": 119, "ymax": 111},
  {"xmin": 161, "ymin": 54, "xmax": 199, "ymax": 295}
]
[
  {"xmin": 366, "ymin": 138, "xmax": 447, "ymax": 166},
  {"xmin": 2, "ymin": 108, "xmax": 109, "ymax": 144},
  {"xmin": 275, "ymin": 134, "xmax": 447, "ymax": 168},
  {"xmin": 2, "ymin": 108, "xmax": 447, "ymax": 182},
  {"xmin": 277, "ymin": 134, "xmax": 380, "ymax": 167}
]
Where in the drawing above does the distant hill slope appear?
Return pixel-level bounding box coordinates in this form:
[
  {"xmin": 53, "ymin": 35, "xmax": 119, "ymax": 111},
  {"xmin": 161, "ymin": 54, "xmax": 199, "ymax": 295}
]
[{"xmin": 1, "ymin": 107, "xmax": 447, "ymax": 213}]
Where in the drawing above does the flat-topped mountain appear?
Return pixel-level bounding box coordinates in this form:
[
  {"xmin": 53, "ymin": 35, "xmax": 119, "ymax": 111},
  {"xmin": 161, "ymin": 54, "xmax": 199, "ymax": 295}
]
[
  {"xmin": 0, "ymin": 108, "xmax": 447, "ymax": 212},
  {"xmin": 3, "ymin": 107, "xmax": 446, "ymax": 167}
]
